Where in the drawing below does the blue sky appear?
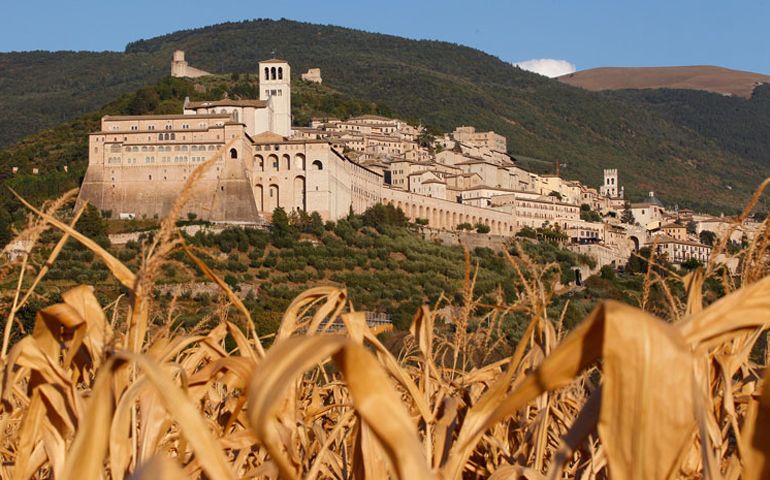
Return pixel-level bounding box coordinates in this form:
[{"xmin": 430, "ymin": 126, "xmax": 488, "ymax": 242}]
[{"xmin": 2, "ymin": 0, "xmax": 768, "ymax": 75}]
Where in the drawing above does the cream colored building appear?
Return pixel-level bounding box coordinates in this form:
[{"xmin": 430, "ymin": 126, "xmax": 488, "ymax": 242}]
[
  {"xmin": 651, "ymin": 236, "xmax": 712, "ymax": 265},
  {"xmin": 452, "ymin": 126, "xmax": 507, "ymax": 152}
]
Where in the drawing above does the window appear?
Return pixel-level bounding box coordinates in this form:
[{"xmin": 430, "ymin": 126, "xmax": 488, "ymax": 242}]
[
  {"xmin": 148, "ymin": 125, "xmax": 155, "ymax": 130},
  {"xmin": 170, "ymin": 133, "xmax": 176, "ymax": 140},
  {"xmin": 278, "ymin": 67, "xmax": 283, "ymax": 79},
  {"xmin": 165, "ymin": 125, "xmax": 172, "ymax": 130},
  {"xmin": 182, "ymin": 124, "xmax": 190, "ymax": 129},
  {"xmin": 130, "ymin": 125, "xmax": 138, "ymax": 131},
  {"xmin": 229, "ymin": 148, "xmax": 238, "ymax": 159}
]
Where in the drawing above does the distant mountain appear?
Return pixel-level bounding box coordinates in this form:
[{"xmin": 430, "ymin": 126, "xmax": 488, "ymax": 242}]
[
  {"xmin": 558, "ymin": 66, "xmax": 770, "ymax": 98},
  {"xmin": 2, "ymin": 19, "xmax": 770, "ymax": 214}
]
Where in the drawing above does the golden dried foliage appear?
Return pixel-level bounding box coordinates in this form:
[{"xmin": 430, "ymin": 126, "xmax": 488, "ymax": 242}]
[{"xmin": 2, "ymin": 174, "xmax": 770, "ymax": 480}]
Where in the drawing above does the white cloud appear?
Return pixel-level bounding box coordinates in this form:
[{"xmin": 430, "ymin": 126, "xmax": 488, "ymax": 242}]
[{"xmin": 512, "ymin": 58, "xmax": 577, "ymax": 78}]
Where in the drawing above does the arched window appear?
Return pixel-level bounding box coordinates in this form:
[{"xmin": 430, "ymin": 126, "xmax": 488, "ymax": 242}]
[
  {"xmin": 229, "ymin": 148, "xmax": 238, "ymax": 159},
  {"xmin": 233, "ymin": 110, "xmax": 239, "ymax": 123},
  {"xmin": 158, "ymin": 133, "xmax": 163, "ymax": 141},
  {"xmin": 271, "ymin": 67, "xmax": 276, "ymax": 80},
  {"xmin": 278, "ymin": 67, "xmax": 283, "ymax": 79},
  {"xmin": 170, "ymin": 133, "xmax": 176, "ymax": 140},
  {"xmin": 312, "ymin": 160, "xmax": 323, "ymax": 170},
  {"xmin": 264, "ymin": 67, "xmax": 269, "ymax": 78},
  {"xmin": 164, "ymin": 133, "xmax": 169, "ymax": 141}
]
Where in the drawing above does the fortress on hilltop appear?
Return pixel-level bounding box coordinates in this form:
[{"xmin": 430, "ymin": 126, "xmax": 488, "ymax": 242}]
[
  {"xmin": 76, "ymin": 56, "xmax": 515, "ymax": 233},
  {"xmin": 170, "ymin": 51, "xmax": 212, "ymax": 78}
]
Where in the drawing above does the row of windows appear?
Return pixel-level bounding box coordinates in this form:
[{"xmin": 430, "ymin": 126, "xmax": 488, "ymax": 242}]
[{"xmin": 109, "ymin": 123, "xmax": 204, "ymax": 132}]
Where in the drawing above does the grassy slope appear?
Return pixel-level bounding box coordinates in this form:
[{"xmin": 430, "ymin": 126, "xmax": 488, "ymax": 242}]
[{"xmin": 1, "ymin": 19, "xmax": 769, "ymax": 212}]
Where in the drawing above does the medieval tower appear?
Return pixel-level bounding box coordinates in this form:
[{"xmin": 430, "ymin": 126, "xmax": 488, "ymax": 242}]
[
  {"xmin": 600, "ymin": 168, "xmax": 623, "ymax": 199},
  {"xmin": 259, "ymin": 59, "xmax": 291, "ymax": 137}
]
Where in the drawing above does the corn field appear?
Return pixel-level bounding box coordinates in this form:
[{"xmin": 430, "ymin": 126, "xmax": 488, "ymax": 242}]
[{"xmin": 2, "ymin": 147, "xmax": 770, "ymax": 480}]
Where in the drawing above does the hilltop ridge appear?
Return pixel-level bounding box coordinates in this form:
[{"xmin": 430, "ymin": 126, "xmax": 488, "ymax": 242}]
[{"xmin": 558, "ymin": 65, "xmax": 770, "ymax": 98}]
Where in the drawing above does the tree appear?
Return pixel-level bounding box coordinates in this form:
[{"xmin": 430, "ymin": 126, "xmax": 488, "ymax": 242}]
[
  {"xmin": 362, "ymin": 204, "xmax": 407, "ymax": 231},
  {"xmin": 548, "ymin": 191, "xmax": 562, "ymax": 200},
  {"xmin": 270, "ymin": 207, "xmax": 294, "ymax": 248},
  {"xmin": 621, "ymin": 202, "xmax": 635, "ymax": 224},
  {"xmin": 516, "ymin": 226, "xmax": 537, "ymax": 238},
  {"xmin": 308, "ymin": 212, "xmax": 324, "ymax": 237},
  {"xmin": 475, "ymin": 222, "xmax": 491, "ymax": 234},
  {"xmin": 681, "ymin": 258, "xmax": 702, "ymax": 271},
  {"xmin": 187, "ymin": 212, "xmax": 197, "ymax": 221},
  {"xmin": 699, "ymin": 230, "xmax": 717, "ymax": 246},
  {"xmin": 0, "ymin": 208, "xmax": 12, "ymax": 249},
  {"xmin": 77, "ymin": 204, "xmax": 107, "ymax": 238},
  {"xmin": 686, "ymin": 220, "xmax": 697, "ymax": 235}
]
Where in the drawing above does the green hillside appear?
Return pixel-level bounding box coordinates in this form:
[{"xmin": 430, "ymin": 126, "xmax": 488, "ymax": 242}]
[
  {"xmin": 2, "ymin": 18, "xmax": 769, "ymax": 213},
  {"xmin": 606, "ymin": 85, "xmax": 770, "ymax": 170}
]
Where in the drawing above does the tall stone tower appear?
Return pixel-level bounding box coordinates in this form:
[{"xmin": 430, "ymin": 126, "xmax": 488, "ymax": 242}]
[
  {"xmin": 600, "ymin": 168, "xmax": 623, "ymax": 198},
  {"xmin": 259, "ymin": 59, "xmax": 291, "ymax": 137}
]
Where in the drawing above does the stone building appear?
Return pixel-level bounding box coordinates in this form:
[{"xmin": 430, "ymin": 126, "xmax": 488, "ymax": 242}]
[
  {"xmin": 301, "ymin": 68, "xmax": 322, "ymax": 83},
  {"xmin": 78, "ymin": 58, "xmax": 518, "ymax": 233},
  {"xmin": 170, "ymin": 51, "xmax": 212, "ymax": 78}
]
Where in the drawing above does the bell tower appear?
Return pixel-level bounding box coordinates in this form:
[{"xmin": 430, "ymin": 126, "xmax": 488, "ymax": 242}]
[{"xmin": 259, "ymin": 59, "xmax": 291, "ymax": 137}]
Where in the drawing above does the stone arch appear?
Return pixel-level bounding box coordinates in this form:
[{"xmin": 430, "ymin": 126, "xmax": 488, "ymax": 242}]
[
  {"xmin": 419, "ymin": 205, "xmax": 424, "ymax": 218},
  {"xmin": 264, "ymin": 67, "xmax": 269, "ymax": 78},
  {"xmin": 293, "ymin": 176, "xmax": 306, "ymax": 211},
  {"xmin": 268, "ymin": 184, "xmax": 280, "ymax": 211},
  {"xmin": 312, "ymin": 160, "xmax": 323, "ymax": 170},
  {"xmin": 268, "ymin": 154, "xmax": 279, "ymax": 171},
  {"xmin": 254, "ymin": 184, "xmax": 264, "ymax": 211},
  {"xmin": 283, "ymin": 153, "xmax": 291, "ymax": 170},
  {"xmin": 278, "ymin": 67, "xmax": 283, "ymax": 79},
  {"xmin": 629, "ymin": 235, "xmax": 640, "ymax": 252},
  {"xmin": 294, "ymin": 153, "xmax": 306, "ymax": 170},
  {"xmin": 271, "ymin": 67, "xmax": 276, "ymax": 80},
  {"xmin": 255, "ymin": 154, "xmax": 265, "ymax": 171},
  {"xmin": 229, "ymin": 148, "xmax": 238, "ymax": 159}
]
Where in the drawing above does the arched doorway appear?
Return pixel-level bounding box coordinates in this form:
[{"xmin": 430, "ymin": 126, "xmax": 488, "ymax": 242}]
[{"xmin": 629, "ymin": 235, "xmax": 640, "ymax": 252}]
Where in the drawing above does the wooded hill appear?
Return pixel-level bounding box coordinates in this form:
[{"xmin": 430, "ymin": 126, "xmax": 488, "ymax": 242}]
[{"xmin": 2, "ymin": 18, "xmax": 770, "ymax": 213}]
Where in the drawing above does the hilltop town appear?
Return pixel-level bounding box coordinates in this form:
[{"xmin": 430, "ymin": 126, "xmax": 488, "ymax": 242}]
[{"xmin": 70, "ymin": 52, "xmax": 757, "ymax": 275}]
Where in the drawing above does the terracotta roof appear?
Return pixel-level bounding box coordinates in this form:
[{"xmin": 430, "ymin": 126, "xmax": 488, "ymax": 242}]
[
  {"xmin": 260, "ymin": 58, "xmax": 289, "ymax": 64},
  {"xmin": 661, "ymin": 223, "xmax": 686, "ymax": 229},
  {"xmin": 103, "ymin": 114, "xmax": 230, "ymax": 121},
  {"xmin": 252, "ymin": 131, "xmax": 287, "ymax": 143},
  {"xmin": 186, "ymin": 99, "xmax": 266, "ymax": 108},
  {"xmin": 349, "ymin": 115, "xmax": 394, "ymax": 121}
]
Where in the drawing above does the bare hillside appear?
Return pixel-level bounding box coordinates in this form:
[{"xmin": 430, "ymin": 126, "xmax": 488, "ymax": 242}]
[{"xmin": 558, "ymin": 65, "xmax": 770, "ymax": 97}]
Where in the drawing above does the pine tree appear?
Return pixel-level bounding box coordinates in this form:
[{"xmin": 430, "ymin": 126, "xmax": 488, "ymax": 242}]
[{"xmin": 621, "ymin": 202, "xmax": 635, "ymax": 224}]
